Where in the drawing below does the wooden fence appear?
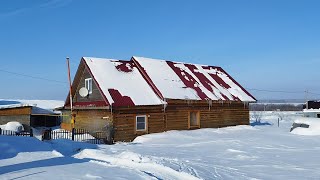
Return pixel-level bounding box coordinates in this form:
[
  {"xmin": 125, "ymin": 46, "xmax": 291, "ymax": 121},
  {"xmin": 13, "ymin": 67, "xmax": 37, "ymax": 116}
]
[{"xmin": 0, "ymin": 128, "xmax": 33, "ymax": 137}]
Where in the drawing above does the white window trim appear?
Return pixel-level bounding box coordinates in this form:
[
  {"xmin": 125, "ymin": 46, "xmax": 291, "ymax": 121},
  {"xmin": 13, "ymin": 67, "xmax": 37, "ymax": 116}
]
[
  {"xmin": 85, "ymin": 78, "xmax": 92, "ymax": 94},
  {"xmin": 136, "ymin": 115, "xmax": 147, "ymax": 131}
]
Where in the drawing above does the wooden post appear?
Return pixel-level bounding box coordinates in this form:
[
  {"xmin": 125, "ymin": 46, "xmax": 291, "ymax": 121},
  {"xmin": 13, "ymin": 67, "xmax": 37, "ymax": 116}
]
[
  {"xmin": 66, "ymin": 57, "xmax": 75, "ymax": 129},
  {"xmin": 49, "ymin": 128, "xmax": 52, "ymax": 140},
  {"xmin": 30, "ymin": 129, "xmax": 33, "ymax": 137},
  {"xmin": 0, "ymin": 127, "xmax": 2, "ymax": 135},
  {"xmin": 67, "ymin": 57, "xmax": 73, "ymax": 112},
  {"xmin": 278, "ymin": 118, "xmax": 280, "ymax": 127},
  {"xmin": 72, "ymin": 128, "xmax": 75, "ymax": 141}
]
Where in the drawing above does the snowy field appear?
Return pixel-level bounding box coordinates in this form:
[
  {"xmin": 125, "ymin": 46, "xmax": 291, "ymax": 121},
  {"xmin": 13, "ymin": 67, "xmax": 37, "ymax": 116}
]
[{"xmin": 1, "ymin": 111, "xmax": 320, "ymax": 179}]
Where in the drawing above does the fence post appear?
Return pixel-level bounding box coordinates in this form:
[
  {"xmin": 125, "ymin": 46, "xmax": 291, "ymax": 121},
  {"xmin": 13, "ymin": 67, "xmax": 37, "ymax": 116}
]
[
  {"xmin": 0, "ymin": 127, "xmax": 2, "ymax": 135},
  {"xmin": 30, "ymin": 128, "xmax": 33, "ymax": 137},
  {"xmin": 278, "ymin": 118, "xmax": 280, "ymax": 127},
  {"xmin": 72, "ymin": 128, "xmax": 75, "ymax": 141},
  {"xmin": 49, "ymin": 128, "xmax": 52, "ymax": 140}
]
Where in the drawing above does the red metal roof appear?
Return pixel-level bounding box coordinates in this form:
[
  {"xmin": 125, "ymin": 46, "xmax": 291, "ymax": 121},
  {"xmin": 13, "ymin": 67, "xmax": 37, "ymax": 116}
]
[
  {"xmin": 70, "ymin": 56, "xmax": 256, "ymax": 108},
  {"xmin": 133, "ymin": 56, "xmax": 256, "ymax": 102}
]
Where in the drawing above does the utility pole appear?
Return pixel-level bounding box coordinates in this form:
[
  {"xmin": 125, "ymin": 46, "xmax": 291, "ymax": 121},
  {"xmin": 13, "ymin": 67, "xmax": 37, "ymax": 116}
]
[
  {"xmin": 66, "ymin": 57, "xmax": 75, "ymax": 128},
  {"xmin": 305, "ymin": 89, "xmax": 309, "ymax": 109}
]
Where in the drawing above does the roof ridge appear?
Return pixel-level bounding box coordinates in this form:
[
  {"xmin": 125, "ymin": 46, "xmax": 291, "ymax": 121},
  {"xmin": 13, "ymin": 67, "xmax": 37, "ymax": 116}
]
[{"xmin": 132, "ymin": 56, "xmax": 221, "ymax": 68}]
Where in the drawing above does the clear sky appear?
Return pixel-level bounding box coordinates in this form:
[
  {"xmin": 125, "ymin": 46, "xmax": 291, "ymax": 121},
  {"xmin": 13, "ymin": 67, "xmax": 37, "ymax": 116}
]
[{"xmin": 0, "ymin": 0, "xmax": 319, "ymax": 101}]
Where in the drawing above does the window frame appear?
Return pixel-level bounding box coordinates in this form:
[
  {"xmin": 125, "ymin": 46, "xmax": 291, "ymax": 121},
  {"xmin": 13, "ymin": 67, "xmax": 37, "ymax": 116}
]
[
  {"xmin": 85, "ymin": 78, "xmax": 93, "ymax": 94},
  {"xmin": 135, "ymin": 115, "xmax": 147, "ymax": 132},
  {"xmin": 188, "ymin": 111, "xmax": 200, "ymax": 129}
]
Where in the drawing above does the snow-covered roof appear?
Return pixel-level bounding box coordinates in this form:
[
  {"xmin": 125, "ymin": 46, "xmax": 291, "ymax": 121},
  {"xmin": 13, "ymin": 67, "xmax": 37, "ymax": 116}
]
[
  {"xmin": 133, "ymin": 56, "xmax": 256, "ymax": 102},
  {"xmin": 83, "ymin": 57, "xmax": 165, "ymax": 106},
  {"xmin": 79, "ymin": 56, "xmax": 255, "ymax": 107},
  {"xmin": 0, "ymin": 99, "xmax": 64, "ymax": 114},
  {"xmin": 303, "ymin": 109, "xmax": 320, "ymax": 113},
  {"xmin": 0, "ymin": 104, "xmax": 32, "ymax": 110}
]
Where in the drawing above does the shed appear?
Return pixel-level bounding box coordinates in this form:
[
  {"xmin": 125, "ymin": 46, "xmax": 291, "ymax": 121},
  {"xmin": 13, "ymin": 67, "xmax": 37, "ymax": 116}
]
[{"xmin": 0, "ymin": 100, "xmax": 64, "ymax": 130}]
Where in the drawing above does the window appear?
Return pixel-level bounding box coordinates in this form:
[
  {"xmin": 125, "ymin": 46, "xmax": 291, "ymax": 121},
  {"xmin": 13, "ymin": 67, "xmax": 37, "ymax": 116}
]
[
  {"xmin": 189, "ymin": 111, "xmax": 200, "ymax": 128},
  {"xmin": 317, "ymin": 114, "xmax": 320, "ymax": 118},
  {"xmin": 85, "ymin": 78, "xmax": 92, "ymax": 94},
  {"xmin": 136, "ymin": 115, "xmax": 147, "ymax": 131}
]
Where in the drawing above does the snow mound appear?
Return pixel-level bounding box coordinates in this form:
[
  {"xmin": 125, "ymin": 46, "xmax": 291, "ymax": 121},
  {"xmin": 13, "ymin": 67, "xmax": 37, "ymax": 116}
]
[
  {"xmin": 0, "ymin": 121, "xmax": 24, "ymax": 132},
  {"xmin": 291, "ymin": 117, "xmax": 320, "ymax": 136},
  {"xmin": 115, "ymin": 151, "xmax": 151, "ymax": 163},
  {"xmin": 75, "ymin": 149, "xmax": 200, "ymax": 180},
  {"xmin": 50, "ymin": 139, "xmax": 98, "ymax": 156},
  {"xmin": 0, "ymin": 136, "xmax": 53, "ymax": 160},
  {"xmin": 133, "ymin": 125, "xmax": 257, "ymax": 144}
]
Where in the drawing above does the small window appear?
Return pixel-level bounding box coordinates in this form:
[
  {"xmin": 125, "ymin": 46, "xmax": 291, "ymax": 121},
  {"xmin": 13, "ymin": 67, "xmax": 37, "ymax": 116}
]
[
  {"xmin": 85, "ymin": 78, "xmax": 92, "ymax": 94},
  {"xmin": 136, "ymin": 115, "xmax": 147, "ymax": 131},
  {"xmin": 189, "ymin": 111, "xmax": 200, "ymax": 127},
  {"xmin": 317, "ymin": 114, "xmax": 320, "ymax": 118}
]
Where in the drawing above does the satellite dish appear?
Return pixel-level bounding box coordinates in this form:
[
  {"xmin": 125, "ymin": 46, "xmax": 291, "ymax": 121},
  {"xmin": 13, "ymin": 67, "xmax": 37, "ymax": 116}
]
[{"xmin": 79, "ymin": 87, "xmax": 89, "ymax": 97}]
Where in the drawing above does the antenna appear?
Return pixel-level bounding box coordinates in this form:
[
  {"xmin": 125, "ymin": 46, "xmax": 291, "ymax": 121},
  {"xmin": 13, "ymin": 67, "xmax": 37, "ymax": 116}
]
[{"xmin": 79, "ymin": 87, "xmax": 89, "ymax": 97}]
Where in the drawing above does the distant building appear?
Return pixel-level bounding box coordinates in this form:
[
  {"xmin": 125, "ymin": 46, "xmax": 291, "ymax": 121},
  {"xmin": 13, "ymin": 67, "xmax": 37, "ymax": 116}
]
[
  {"xmin": 0, "ymin": 100, "xmax": 63, "ymax": 130},
  {"xmin": 303, "ymin": 101, "xmax": 320, "ymax": 118}
]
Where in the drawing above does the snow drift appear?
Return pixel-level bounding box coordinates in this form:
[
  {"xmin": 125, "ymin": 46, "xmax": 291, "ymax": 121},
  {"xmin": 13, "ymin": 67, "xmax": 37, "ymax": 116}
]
[{"xmin": 290, "ymin": 117, "xmax": 320, "ymax": 136}]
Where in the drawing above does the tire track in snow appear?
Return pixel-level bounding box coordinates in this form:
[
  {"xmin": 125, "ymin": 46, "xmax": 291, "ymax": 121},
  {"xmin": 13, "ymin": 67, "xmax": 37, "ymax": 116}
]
[
  {"xmin": 150, "ymin": 156, "xmax": 200, "ymax": 178},
  {"xmin": 74, "ymin": 149, "xmax": 200, "ymax": 180},
  {"xmin": 191, "ymin": 161, "xmax": 258, "ymax": 180}
]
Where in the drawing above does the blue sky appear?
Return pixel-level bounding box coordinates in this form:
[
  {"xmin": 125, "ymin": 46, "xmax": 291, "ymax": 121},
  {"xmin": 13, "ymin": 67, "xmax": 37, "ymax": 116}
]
[{"xmin": 0, "ymin": 0, "xmax": 319, "ymax": 100}]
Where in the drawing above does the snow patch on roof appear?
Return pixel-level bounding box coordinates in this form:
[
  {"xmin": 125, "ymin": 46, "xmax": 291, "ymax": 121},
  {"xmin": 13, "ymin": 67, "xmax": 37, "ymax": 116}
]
[
  {"xmin": 0, "ymin": 99, "xmax": 64, "ymax": 109},
  {"xmin": 0, "ymin": 99, "xmax": 64, "ymax": 114},
  {"xmin": 173, "ymin": 63, "xmax": 219, "ymax": 100},
  {"xmin": 195, "ymin": 65, "xmax": 234, "ymax": 100},
  {"xmin": 83, "ymin": 57, "xmax": 165, "ymax": 106},
  {"xmin": 133, "ymin": 56, "xmax": 255, "ymax": 102},
  {"xmin": 133, "ymin": 56, "xmax": 200, "ymax": 100}
]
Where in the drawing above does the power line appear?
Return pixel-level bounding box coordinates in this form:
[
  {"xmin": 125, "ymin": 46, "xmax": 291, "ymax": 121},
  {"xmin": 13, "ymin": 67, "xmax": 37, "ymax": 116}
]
[
  {"xmin": 309, "ymin": 92, "xmax": 320, "ymax": 96},
  {"xmin": 247, "ymin": 88, "xmax": 320, "ymax": 99},
  {"xmin": 0, "ymin": 68, "xmax": 67, "ymax": 84},
  {"xmin": 246, "ymin": 88, "xmax": 303, "ymax": 94},
  {"xmin": 0, "ymin": 67, "xmax": 319, "ymax": 96}
]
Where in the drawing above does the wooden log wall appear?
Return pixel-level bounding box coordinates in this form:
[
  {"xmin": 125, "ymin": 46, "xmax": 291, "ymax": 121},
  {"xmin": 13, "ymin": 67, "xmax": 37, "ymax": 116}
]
[
  {"xmin": 112, "ymin": 105, "xmax": 166, "ymax": 142},
  {"xmin": 165, "ymin": 110, "xmax": 189, "ymax": 130},
  {"xmin": 0, "ymin": 115, "xmax": 30, "ymax": 126},
  {"xmin": 73, "ymin": 110, "xmax": 112, "ymax": 131},
  {"xmin": 0, "ymin": 107, "xmax": 32, "ymax": 116},
  {"xmin": 61, "ymin": 100, "xmax": 249, "ymax": 142},
  {"xmin": 0, "ymin": 107, "xmax": 32, "ymax": 126},
  {"xmin": 113, "ymin": 113, "xmax": 135, "ymax": 142},
  {"xmin": 112, "ymin": 100, "xmax": 249, "ymax": 142}
]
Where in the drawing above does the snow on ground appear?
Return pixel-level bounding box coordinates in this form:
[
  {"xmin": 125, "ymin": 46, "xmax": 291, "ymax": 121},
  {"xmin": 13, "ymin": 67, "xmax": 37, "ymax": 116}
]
[{"xmin": 1, "ymin": 111, "xmax": 320, "ymax": 179}]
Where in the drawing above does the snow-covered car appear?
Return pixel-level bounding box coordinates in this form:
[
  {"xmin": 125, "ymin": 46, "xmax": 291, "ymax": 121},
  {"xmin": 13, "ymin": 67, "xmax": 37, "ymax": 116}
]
[{"xmin": 290, "ymin": 118, "xmax": 320, "ymax": 135}]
